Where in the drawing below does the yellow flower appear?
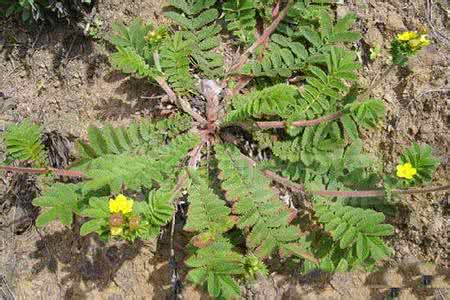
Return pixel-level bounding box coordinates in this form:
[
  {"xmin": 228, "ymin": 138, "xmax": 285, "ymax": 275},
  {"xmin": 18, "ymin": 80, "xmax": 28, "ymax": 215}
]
[
  {"xmin": 396, "ymin": 163, "xmax": 417, "ymax": 180},
  {"xmin": 110, "ymin": 226, "xmax": 123, "ymax": 236},
  {"xmin": 109, "ymin": 194, "xmax": 134, "ymax": 214},
  {"xmin": 408, "ymin": 35, "xmax": 430, "ymax": 50},
  {"xmin": 408, "ymin": 38, "xmax": 421, "ymax": 49},
  {"xmin": 397, "ymin": 31, "xmax": 418, "ymax": 41},
  {"xmin": 418, "ymin": 35, "xmax": 431, "ymax": 46},
  {"xmin": 397, "ymin": 31, "xmax": 431, "ymax": 50}
]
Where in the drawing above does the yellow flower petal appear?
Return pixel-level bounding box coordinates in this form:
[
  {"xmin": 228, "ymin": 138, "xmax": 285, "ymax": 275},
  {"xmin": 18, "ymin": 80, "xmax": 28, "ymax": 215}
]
[
  {"xmin": 109, "ymin": 194, "xmax": 134, "ymax": 214},
  {"xmin": 397, "ymin": 31, "xmax": 418, "ymax": 41},
  {"xmin": 396, "ymin": 163, "xmax": 417, "ymax": 180},
  {"xmin": 111, "ymin": 226, "xmax": 123, "ymax": 236},
  {"xmin": 419, "ymin": 35, "xmax": 431, "ymax": 46},
  {"xmin": 408, "ymin": 39, "xmax": 421, "ymax": 50}
]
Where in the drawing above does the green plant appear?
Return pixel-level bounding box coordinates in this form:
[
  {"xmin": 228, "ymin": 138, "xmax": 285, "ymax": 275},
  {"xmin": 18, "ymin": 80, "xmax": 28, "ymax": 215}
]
[
  {"xmin": 223, "ymin": 0, "xmax": 257, "ymax": 45},
  {"xmin": 1, "ymin": 1, "xmax": 446, "ymax": 299},
  {"xmin": 391, "ymin": 31, "xmax": 430, "ymax": 66},
  {"xmin": 369, "ymin": 45, "xmax": 381, "ymax": 60},
  {"xmin": 2, "ymin": 120, "xmax": 47, "ymax": 167}
]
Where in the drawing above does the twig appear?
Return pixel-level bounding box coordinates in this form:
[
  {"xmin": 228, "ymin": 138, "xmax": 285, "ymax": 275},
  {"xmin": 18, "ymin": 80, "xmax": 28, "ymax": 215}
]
[
  {"xmin": 155, "ymin": 77, "xmax": 207, "ymax": 125},
  {"xmin": 153, "ymin": 52, "xmax": 208, "ymax": 125},
  {"xmin": 0, "ymin": 166, "xmax": 85, "ymax": 177},
  {"xmin": 200, "ymin": 79, "xmax": 223, "ymax": 133},
  {"xmin": 229, "ymin": 76, "xmax": 253, "ymax": 97},
  {"xmin": 235, "ymin": 111, "xmax": 344, "ymax": 130},
  {"xmin": 393, "ymin": 184, "xmax": 450, "ymax": 195},
  {"xmin": 228, "ymin": 0, "xmax": 293, "ymax": 74},
  {"xmin": 188, "ymin": 141, "xmax": 206, "ymax": 167}
]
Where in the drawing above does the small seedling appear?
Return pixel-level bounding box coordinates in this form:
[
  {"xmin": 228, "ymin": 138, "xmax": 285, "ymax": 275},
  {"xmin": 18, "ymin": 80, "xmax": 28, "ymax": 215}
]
[{"xmin": 369, "ymin": 45, "xmax": 381, "ymax": 60}]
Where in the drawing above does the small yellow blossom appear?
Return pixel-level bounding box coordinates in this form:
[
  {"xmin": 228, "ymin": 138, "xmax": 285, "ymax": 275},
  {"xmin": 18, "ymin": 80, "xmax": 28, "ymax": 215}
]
[
  {"xmin": 419, "ymin": 35, "xmax": 431, "ymax": 46},
  {"xmin": 408, "ymin": 35, "xmax": 431, "ymax": 50},
  {"xmin": 396, "ymin": 31, "xmax": 431, "ymax": 51},
  {"xmin": 396, "ymin": 163, "xmax": 417, "ymax": 180},
  {"xmin": 110, "ymin": 226, "xmax": 123, "ymax": 236},
  {"xmin": 397, "ymin": 31, "xmax": 418, "ymax": 41},
  {"xmin": 109, "ymin": 194, "xmax": 134, "ymax": 214}
]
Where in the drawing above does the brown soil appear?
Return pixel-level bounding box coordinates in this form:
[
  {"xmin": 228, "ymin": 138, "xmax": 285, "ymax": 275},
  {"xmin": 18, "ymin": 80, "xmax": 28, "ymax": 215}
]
[{"xmin": 0, "ymin": 0, "xmax": 449, "ymax": 299}]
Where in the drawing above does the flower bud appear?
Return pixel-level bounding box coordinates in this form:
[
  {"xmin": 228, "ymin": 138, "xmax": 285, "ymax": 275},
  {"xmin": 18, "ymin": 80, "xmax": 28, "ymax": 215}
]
[
  {"xmin": 129, "ymin": 215, "xmax": 141, "ymax": 231},
  {"xmin": 109, "ymin": 213, "xmax": 124, "ymax": 227}
]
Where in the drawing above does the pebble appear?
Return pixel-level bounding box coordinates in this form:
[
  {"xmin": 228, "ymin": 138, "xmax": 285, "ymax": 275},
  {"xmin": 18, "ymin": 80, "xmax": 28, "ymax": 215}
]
[
  {"xmin": 385, "ymin": 11, "xmax": 406, "ymax": 31},
  {"xmin": 365, "ymin": 26, "xmax": 384, "ymax": 47},
  {"xmin": 336, "ymin": 6, "xmax": 350, "ymax": 20}
]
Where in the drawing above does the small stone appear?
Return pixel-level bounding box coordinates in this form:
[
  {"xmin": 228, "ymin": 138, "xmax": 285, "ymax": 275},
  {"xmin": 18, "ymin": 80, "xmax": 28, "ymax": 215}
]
[
  {"xmin": 336, "ymin": 6, "xmax": 350, "ymax": 20},
  {"xmin": 365, "ymin": 26, "xmax": 384, "ymax": 47},
  {"xmin": 385, "ymin": 11, "xmax": 406, "ymax": 31},
  {"xmin": 408, "ymin": 213, "xmax": 423, "ymax": 230}
]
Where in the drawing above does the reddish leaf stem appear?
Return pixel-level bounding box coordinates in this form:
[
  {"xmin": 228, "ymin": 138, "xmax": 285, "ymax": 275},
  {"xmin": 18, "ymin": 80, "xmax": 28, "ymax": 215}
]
[
  {"xmin": 228, "ymin": 0, "xmax": 293, "ymax": 75},
  {"xmin": 218, "ymin": 140, "xmax": 450, "ymax": 199},
  {"xmin": 0, "ymin": 166, "xmax": 85, "ymax": 177},
  {"xmin": 233, "ymin": 111, "xmax": 344, "ymax": 130}
]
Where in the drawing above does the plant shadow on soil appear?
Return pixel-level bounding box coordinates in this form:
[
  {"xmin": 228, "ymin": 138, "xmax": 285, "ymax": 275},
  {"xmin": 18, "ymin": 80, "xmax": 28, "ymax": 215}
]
[
  {"xmin": 1, "ymin": 19, "xmax": 95, "ymax": 79},
  {"xmin": 94, "ymin": 72, "xmax": 160, "ymax": 121},
  {"xmin": 364, "ymin": 261, "xmax": 450, "ymax": 299},
  {"xmin": 29, "ymin": 225, "xmax": 144, "ymax": 299}
]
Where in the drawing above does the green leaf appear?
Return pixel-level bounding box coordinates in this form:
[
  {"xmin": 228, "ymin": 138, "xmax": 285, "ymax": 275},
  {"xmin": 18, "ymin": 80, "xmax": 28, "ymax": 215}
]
[
  {"xmin": 187, "ymin": 268, "xmax": 208, "ymax": 284},
  {"xmin": 361, "ymin": 224, "xmax": 394, "ymax": 236},
  {"xmin": 164, "ymin": 11, "xmax": 193, "ymax": 29},
  {"xmin": 341, "ymin": 114, "xmax": 359, "ymax": 140},
  {"xmin": 33, "ymin": 184, "xmax": 82, "ymax": 227},
  {"xmin": 80, "ymin": 219, "xmax": 106, "ymax": 236},
  {"xmin": 300, "ymin": 26, "xmax": 322, "ymax": 48},
  {"xmin": 218, "ymin": 275, "xmax": 241, "ymax": 299},
  {"xmin": 186, "ymin": 170, "xmax": 234, "ymax": 240},
  {"xmin": 333, "ymin": 13, "xmax": 357, "ymax": 33},
  {"xmin": 356, "ymin": 233, "xmax": 370, "ymax": 261},
  {"xmin": 348, "ymin": 99, "xmax": 385, "ymax": 128},
  {"xmin": 216, "ymin": 144, "xmax": 300, "ymax": 258},
  {"xmin": 110, "ymin": 46, "xmax": 158, "ymax": 79},
  {"xmin": 3, "ymin": 120, "xmax": 47, "ymax": 167},
  {"xmin": 207, "ymin": 272, "xmax": 221, "ymax": 298},
  {"xmin": 367, "ymin": 236, "xmax": 391, "ymax": 260},
  {"xmin": 335, "ymin": 258, "xmax": 348, "ymax": 272},
  {"xmin": 328, "ymin": 32, "xmax": 361, "ymax": 43},
  {"xmin": 340, "ymin": 226, "xmax": 356, "ymax": 248}
]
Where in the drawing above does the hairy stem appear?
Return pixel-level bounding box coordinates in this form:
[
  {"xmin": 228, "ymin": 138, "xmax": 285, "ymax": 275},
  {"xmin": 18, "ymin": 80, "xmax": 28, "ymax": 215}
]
[
  {"xmin": 155, "ymin": 77, "xmax": 207, "ymax": 125},
  {"xmin": 0, "ymin": 166, "xmax": 85, "ymax": 177},
  {"xmin": 234, "ymin": 111, "xmax": 344, "ymax": 130},
  {"xmin": 311, "ymin": 184, "xmax": 450, "ymax": 198},
  {"xmin": 228, "ymin": 0, "xmax": 293, "ymax": 75},
  {"xmin": 153, "ymin": 52, "xmax": 207, "ymax": 125},
  {"xmin": 218, "ymin": 136, "xmax": 450, "ymax": 199}
]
